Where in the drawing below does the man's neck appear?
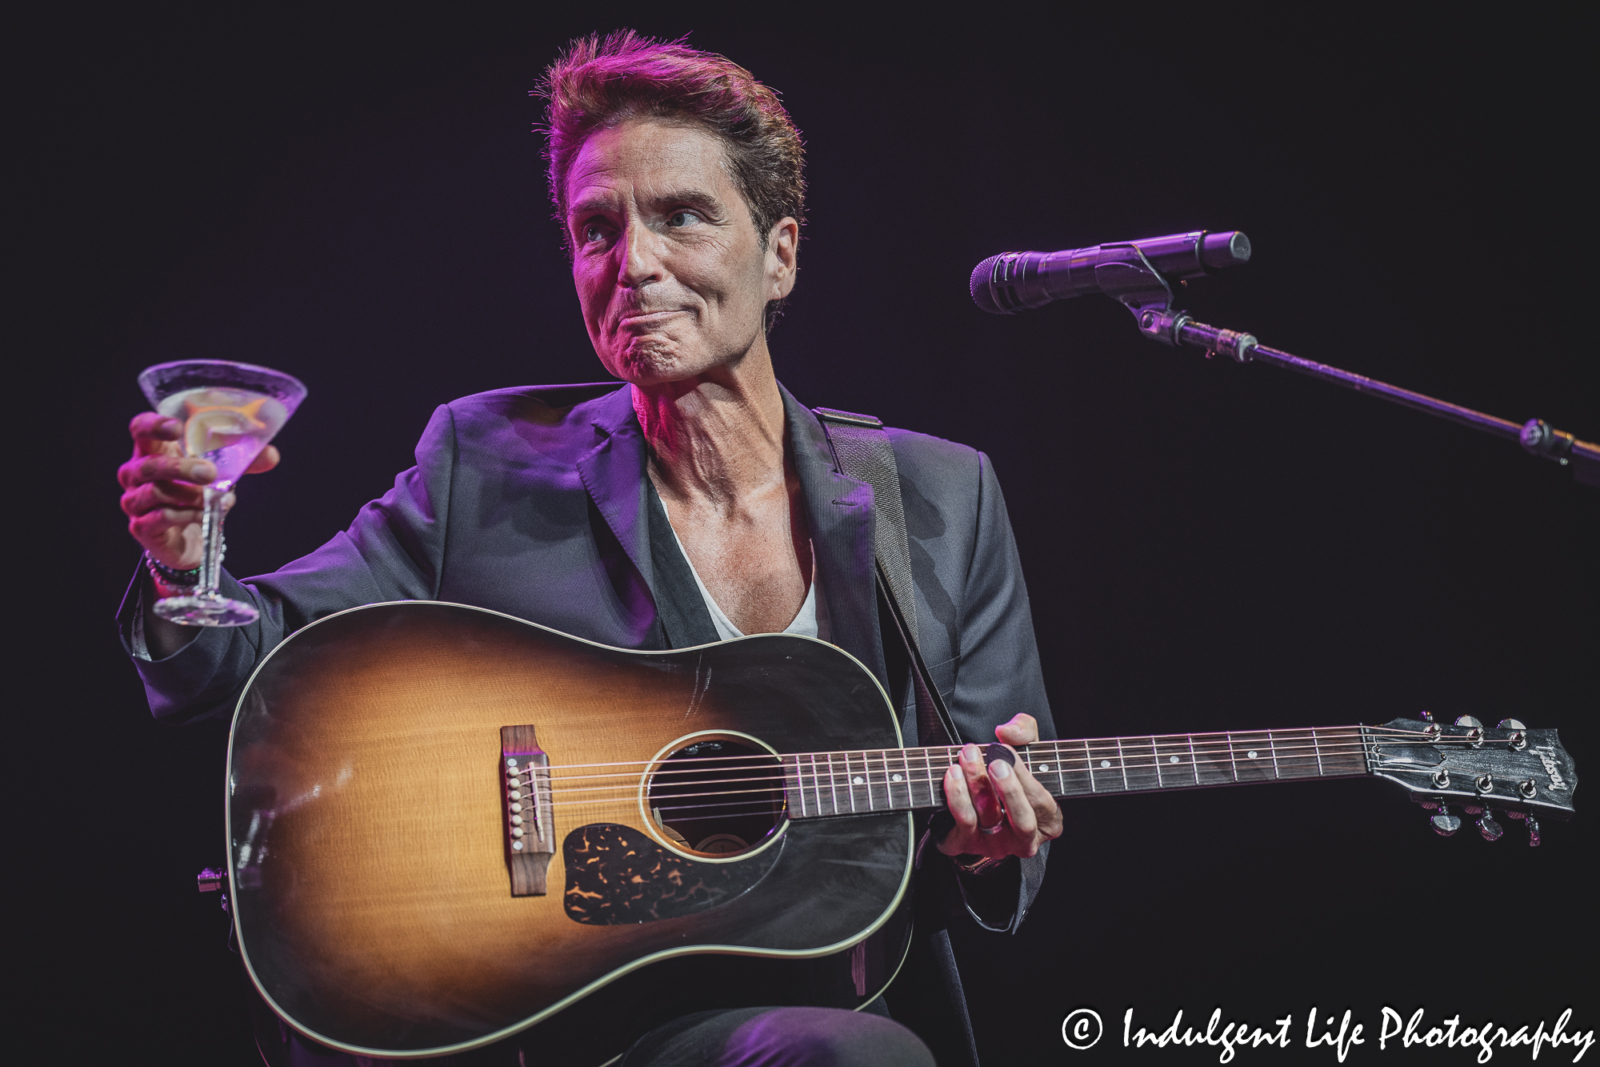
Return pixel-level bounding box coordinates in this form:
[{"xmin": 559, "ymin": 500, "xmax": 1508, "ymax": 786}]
[{"xmin": 632, "ymin": 350, "xmax": 789, "ymax": 509}]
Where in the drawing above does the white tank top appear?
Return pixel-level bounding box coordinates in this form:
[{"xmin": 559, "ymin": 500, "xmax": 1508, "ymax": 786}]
[{"xmin": 660, "ymin": 502, "xmax": 828, "ymax": 642}]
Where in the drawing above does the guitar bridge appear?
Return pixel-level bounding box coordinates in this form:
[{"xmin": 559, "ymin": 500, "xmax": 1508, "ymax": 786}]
[{"xmin": 502, "ymin": 725, "xmax": 555, "ymax": 896}]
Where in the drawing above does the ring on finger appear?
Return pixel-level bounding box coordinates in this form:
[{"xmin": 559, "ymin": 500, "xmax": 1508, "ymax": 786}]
[{"xmin": 979, "ymin": 818, "xmax": 1005, "ymax": 835}]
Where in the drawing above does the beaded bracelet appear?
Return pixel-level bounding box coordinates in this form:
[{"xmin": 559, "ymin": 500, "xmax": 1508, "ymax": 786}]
[{"xmin": 145, "ymin": 552, "xmax": 200, "ymax": 588}]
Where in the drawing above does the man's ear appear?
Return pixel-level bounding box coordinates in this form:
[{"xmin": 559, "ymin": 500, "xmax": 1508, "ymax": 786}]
[{"xmin": 767, "ymin": 217, "xmax": 799, "ymax": 300}]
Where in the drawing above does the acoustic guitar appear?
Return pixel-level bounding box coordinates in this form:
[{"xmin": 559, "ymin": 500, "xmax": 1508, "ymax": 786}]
[{"xmin": 224, "ymin": 601, "xmax": 1578, "ymax": 1061}]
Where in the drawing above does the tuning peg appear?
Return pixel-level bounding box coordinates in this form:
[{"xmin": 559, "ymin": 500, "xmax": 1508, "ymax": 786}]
[
  {"xmin": 1497, "ymin": 718, "xmax": 1526, "ymax": 730},
  {"xmin": 1429, "ymin": 802, "xmax": 1462, "ymax": 837},
  {"xmin": 1454, "ymin": 715, "xmax": 1483, "ymax": 727},
  {"xmin": 1505, "ymin": 810, "xmax": 1542, "ymax": 847},
  {"xmin": 1476, "ymin": 809, "xmax": 1504, "ymax": 842},
  {"xmin": 1418, "ymin": 710, "xmax": 1435, "ymax": 722}
]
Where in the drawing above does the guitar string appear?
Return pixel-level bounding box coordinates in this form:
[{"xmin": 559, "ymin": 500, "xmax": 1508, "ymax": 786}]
[
  {"xmin": 534, "ymin": 760, "xmax": 1468, "ymax": 801},
  {"xmin": 539, "ymin": 751, "xmax": 1377, "ymax": 800},
  {"xmin": 503, "ymin": 733, "xmax": 1508, "ymax": 816},
  {"xmin": 526, "ymin": 747, "xmax": 1491, "ymax": 812},
  {"xmin": 528, "ymin": 736, "xmax": 1458, "ymax": 791},
  {"xmin": 537, "ymin": 759, "xmax": 1532, "ymax": 826},
  {"xmin": 528, "ymin": 731, "xmax": 1475, "ymax": 781},
  {"xmin": 523, "ymin": 753, "xmax": 1398, "ymax": 811},
  {"xmin": 516, "ymin": 729, "xmax": 1494, "ymax": 778}
]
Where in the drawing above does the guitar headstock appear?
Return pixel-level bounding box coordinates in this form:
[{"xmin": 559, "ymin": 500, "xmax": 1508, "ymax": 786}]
[{"xmin": 1366, "ymin": 716, "xmax": 1578, "ymax": 844}]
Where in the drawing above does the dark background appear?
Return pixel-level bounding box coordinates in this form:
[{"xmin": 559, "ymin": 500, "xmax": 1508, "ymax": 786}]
[{"xmin": 12, "ymin": 5, "xmax": 1595, "ymax": 1064}]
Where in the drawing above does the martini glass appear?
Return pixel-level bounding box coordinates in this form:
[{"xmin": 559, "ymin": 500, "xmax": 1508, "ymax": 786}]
[{"xmin": 137, "ymin": 360, "xmax": 308, "ymax": 626}]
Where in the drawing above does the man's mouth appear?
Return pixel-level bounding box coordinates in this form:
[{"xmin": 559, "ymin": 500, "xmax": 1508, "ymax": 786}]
[{"xmin": 616, "ymin": 309, "xmax": 686, "ymax": 330}]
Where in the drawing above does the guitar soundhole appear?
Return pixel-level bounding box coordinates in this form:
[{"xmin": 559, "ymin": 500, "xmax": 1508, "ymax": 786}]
[{"xmin": 647, "ymin": 739, "xmax": 786, "ymax": 857}]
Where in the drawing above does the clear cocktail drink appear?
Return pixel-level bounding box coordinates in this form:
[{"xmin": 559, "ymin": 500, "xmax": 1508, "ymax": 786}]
[{"xmin": 137, "ymin": 360, "xmax": 307, "ymax": 626}]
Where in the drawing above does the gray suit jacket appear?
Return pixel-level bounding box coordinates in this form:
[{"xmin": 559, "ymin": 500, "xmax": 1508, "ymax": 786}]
[{"xmin": 119, "ymin": 382, "xmax": 1053, "ymax": 1064}]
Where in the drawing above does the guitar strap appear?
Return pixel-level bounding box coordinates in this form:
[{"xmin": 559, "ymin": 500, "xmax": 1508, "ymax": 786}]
[{"xmin": 813, "ymin": 407, "xmax": 963, "ymax": 749}]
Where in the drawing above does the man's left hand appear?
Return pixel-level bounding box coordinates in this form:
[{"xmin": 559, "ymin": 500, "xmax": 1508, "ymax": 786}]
[{"xmin": 937, "ymin": 713, "xmax": 1063, "ymax": 861}]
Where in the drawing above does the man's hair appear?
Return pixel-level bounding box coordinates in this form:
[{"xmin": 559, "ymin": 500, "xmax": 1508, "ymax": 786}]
[{"xmin": 537, "ymin": 32, "xmax": 806, "ymax": 327}]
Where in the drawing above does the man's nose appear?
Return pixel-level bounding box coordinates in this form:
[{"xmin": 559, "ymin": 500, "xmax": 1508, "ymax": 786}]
[{"xmin": 618, "ymin": 221, "xmax": 666, "ymax": 288}]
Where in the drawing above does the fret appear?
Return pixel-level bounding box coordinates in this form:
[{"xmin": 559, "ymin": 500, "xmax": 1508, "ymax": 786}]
[
  {"xmin": 810, "ymin": 753, "xmax": 827, "ymax": 815},
  {"xmin": 826, "ymin": 752, "xmax": 841, "ymax": 815},
  {"xmin": 1229, "ymin": 731, "xmax": 1277, "ymax": 784},
  {"xmin": 787, "ymin": 757, "xmax": 807, "ymax": 817},
  {"xmin": 1274, "ymin": 731, "xmax": 1321, "ymax": 779},
  {"xmin": 1040, "ymin": 742, "xmax": 1092, "ymax": 797},
  {"xmin": 1191, "ymin": 735, "xmax": 1235, "ymax": 787},
  {"xmin": 1312, "ymin": 730, "xmax": 1324, "ymax": 776},
  {"xmin": 1082, "ymin": 739, "xmax": 1127, "ymax": 792},
  {"xmin": 1149, "ymin": 734, "xmax": 1189, "ymax": 788},
  {"xmin": 1318, "ymin": 727, "xmax": 1368, "ymax": 777},
  {"xmin": 881, "ymin": 751, "xmax": 899, "ymax": 809},
  {"xmin": 1119, "ymin": 736, "xmax": 1162, "ymax": 791},
  {"xmin": 1185, "ymin": 734, "xmax": 1201, "ymax": 786}
]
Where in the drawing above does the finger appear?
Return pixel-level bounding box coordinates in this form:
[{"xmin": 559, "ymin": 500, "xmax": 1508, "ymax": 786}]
[
  {"xmin": 995, "ymin": 713, "xmax": 1039, "ymax": 747},
  {"xmin": 1012, "ymin": 760, "xmax": 1062, "ymax": 831},
  {"xmin": 959, "ymin": 744, "xmax": 1003, "ymax": 825},
  {"xmin": 943, "ymin": 761, "xmax": 976, "ymax": 826},
  {"xmin": 986, "ymin": 758, "xmax": 1038, "ymax": 837},
  {"xmin": 244, "ymin": 444, "xmax": 280, "ymax": 475},
  {"xmin": 940, "ymin": 761, "xmax": 979, "ymax": 841},
  {"xmin": 1004, "ymin": 758, "xmax": 1064, "ymax": 842},
  {"xmin": 121, "ymin": 479, "xmax": 206, "ymax": 518},
  {"xmin": 129, "ymin": 508, "xmax": 205, "ymax": 562},
  {"xmin": 129, "ymin": 413, "xmax": 183, "ymax": 452},
  {"xmin": 118, "ymin": 453, "xmax": 215, "ymax": 490}
]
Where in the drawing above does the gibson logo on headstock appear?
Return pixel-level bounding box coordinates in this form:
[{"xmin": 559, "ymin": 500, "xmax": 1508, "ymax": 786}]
[{"xmin": 1535, "ymin": 747, "xmax": 1568, "ymax": 791}]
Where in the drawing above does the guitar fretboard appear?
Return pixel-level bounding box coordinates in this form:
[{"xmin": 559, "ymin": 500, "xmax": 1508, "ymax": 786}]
[{"xmin": 781, "ymin": 726, "xmax": 1370, "ymax": 818}]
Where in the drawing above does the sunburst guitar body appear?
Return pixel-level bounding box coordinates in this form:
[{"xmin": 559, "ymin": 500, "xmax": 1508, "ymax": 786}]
[{"xmin": 227, "ymin": 601, "xmax": 915, "ymax": 1063}]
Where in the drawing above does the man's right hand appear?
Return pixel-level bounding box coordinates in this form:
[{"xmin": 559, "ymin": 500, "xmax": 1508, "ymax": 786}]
[{"xmin": 119, "ymin": 413, "xmax": 280, "ymax": 568}]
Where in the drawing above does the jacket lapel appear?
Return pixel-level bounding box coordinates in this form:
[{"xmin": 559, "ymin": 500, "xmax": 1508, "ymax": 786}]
[
  {"xmin": 781, "ymin": 385, "xmax": 887, "ymax": 688},
  {"xmin": 574, "ymin": 387, "xmax": 659, "ymax": 628}
]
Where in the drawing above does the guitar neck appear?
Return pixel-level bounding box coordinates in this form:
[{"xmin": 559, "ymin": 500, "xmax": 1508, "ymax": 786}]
[{"xmin": 781, "ymin": 725, "xmax": 1371, "ymax": 819}]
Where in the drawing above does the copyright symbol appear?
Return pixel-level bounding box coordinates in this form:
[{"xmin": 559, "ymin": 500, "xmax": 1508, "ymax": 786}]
[{"xmin": 1061, "ymin": 1008, "xmax": 1103, "ymax": 1050}]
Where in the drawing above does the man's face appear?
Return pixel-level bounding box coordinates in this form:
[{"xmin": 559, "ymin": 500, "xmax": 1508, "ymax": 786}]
[{"xmin": 564, "ymin": 118, "xmax": 796, "ymax": 387}]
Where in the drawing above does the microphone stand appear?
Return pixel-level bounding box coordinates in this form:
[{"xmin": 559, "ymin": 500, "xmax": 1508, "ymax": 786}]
[{"xmin": 1099, "ymin": 248, "xmax": 1600, "ymax": 489}]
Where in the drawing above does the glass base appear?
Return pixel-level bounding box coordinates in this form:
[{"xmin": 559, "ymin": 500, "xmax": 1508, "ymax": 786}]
[{"xmin": 154, "ymin": 592, "xmax": 260, "ymax": 627}]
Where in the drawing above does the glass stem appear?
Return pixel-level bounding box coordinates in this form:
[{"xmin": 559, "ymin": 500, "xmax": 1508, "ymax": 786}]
[{"xmin": 198, "ymin": 485, "xmax": 227, "ymax": 595}]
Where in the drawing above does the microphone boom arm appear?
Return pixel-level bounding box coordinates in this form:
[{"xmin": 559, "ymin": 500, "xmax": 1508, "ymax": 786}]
[{"xmin": 1108, "ymin": 257, "xmax": 1600, "ymax": 490}]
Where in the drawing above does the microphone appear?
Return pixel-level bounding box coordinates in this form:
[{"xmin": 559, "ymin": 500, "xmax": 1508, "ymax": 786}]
[{"xmin": 970, "ymin": 230, "xmax": 1251, "ymax": 315}]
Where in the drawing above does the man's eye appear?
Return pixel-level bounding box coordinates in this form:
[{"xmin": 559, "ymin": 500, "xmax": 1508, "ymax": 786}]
[
  {"xmin": 582, "ymin": 223, "xmax": 607, "ymax": 243},
  {"xmin": 666, "ymin": 211, "xmax": 699, "ymax": 228}
]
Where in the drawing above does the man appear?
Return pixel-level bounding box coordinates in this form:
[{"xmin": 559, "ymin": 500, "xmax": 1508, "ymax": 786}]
[{"xmin": 118, "ymin": 32, "xmax": 1061, "ymax": 1066}]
